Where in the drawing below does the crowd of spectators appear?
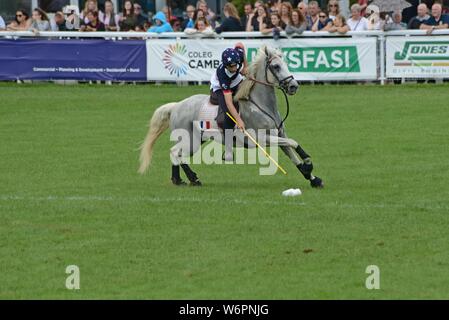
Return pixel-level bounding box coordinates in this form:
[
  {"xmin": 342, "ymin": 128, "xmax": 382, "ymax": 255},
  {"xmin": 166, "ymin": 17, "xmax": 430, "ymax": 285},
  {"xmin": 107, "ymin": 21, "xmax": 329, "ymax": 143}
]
[{"xmin": 0, "ymin": 0, "xmax": 448, "ymax": 37}]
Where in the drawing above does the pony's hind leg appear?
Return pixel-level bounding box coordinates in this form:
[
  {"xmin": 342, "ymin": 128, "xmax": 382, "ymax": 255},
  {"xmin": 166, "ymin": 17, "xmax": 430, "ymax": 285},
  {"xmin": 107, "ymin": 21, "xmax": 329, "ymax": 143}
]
[
  {"xmin": 170, "ymin": 128, "xmax": 202, "ymax": 186},
  {"xmin": 181, "ymin": 164, "xmax": 202, "ymax": 186}
]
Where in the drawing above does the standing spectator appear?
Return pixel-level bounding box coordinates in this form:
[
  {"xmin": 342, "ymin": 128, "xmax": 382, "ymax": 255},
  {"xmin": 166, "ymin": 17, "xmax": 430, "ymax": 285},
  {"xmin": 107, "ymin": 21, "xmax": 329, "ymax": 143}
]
[
  {"xmin": 80, "ymin": 10, "xmax": 105, "ymax": 31},
  {"xmin": 241, "ymin": 3, "xmax": 253, "ymax": 30},
  {"xmin": 196, "ymin": 0, "xmax": 216, "ymax": 28},
  {"xmin": 182, "ymin": 5, "xmax": 196, "ymax": 30},
  {"xmin": 328, "ymin": 14, "xmax": 350, "ymax": 33},
  {"xmin": 384, "ymin": 11, "xmax": 407, "ymax": 31},
  {"xmin": 184, "ymin": 17, "xmax": 214, "ymax": 35},
  {"xmin": 162, "ymin": 6, "xmax": 177, "ymax": 23},
  {"xmin": 80, "ymin": 0, "xmax": 104, "ymax": 24},
  {"xmin": 267, "ymin": 0, "xmax": 281, "ymax": 14},
  {"xmin": 286, "ymin": 8, "xmax": 307, "ymax": 35},
  {"xmin": 50, "ymin": 11, "xmax": 66, "ymax": 31},
  {"xmin": 134, "ymin": 2, "xmax": 148, "ymax": 29},
  {"xmin": 358, "ymin": 0, "xmax": 368, "ymax": 18},
  {"xmin": 297, "ymin": 1, "xmax": 308, "ymax": 18},
  {"xmin": 312, "ymin": 10, "xmax": 332, "ymax": 31},
  {"xmin": 408, "ymin": 3, "xmax": 430, "ymax": 30},
  {"xmin": 195, "ymin": 9, "xmax": 206, "ymax": 21},
  {"xmin": 7, "ymin": 9, "xmax": 31, "ymax": 31},
  {"xmin": 0, "ymin": 15, "xmax": 6, "ymax": 31},
  {"xmin": 327, "ymin": 0, "xmax": 340, "ymax": 21},
  {"xmin": 119, "ymin": 0, "xmax": 138, "ymax": 31},
  {"xmin": 420, "ymin": 3, "xmax": 449, "ymax": 34},
  {"xmin": 347, "ymin": 4, "xmax": 368, "ymax": 31},
  {"xmin": 339, "ymin": 0, "xmax": 350, "ymax": 19},
  {"xmin": 306, "ymin": 1, "xmax": 320, "ymax": 30},
  {"xmin": 280, "ymin": 2, "xmax": 293, "ymax": 26},
  {"xmin": 249, "ymin": 5, "xmax": 270, "ymax": 32},
  {"xmin": 103, "ymin": 0, "xmax": 120, "ymax": 31},
  {"xmin": 147, "ymin": 11, "xmax": 173, "ymax": 33},
  {"xmin": 29, "ymin": 8, "xmax": 51, "ymax": 33},
  {"xmin": 215, "ymin": 3, "xmax": 242, "ymax": 33}
]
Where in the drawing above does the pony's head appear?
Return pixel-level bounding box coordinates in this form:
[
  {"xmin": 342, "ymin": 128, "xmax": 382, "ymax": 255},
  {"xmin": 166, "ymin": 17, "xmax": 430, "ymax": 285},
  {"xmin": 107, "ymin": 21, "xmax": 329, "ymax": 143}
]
[
  {"xmin": 235, "ymin": 45, "xmax": 299, "ymax": 101},
  {"xmin": 257, "ymin": 45, "xmax": 299, "ymax": 95}
]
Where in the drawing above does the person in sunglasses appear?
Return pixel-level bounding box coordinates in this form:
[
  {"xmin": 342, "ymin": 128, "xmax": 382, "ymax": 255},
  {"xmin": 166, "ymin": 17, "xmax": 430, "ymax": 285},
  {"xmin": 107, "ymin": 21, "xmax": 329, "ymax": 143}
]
[
  {"xmin": 7, "ymin": 9, "xmax": 31, "ymax": 31},
  {"xmin": 327, "ymin": 0, "xmax": 340, "ymax": 21},
  {"xmin": 311, "ymin": 11, "xmax": 332, "ymax": 31},
  {"xmin": 210, "ymin": 43, "xmax": 248, "ymax": 161}
]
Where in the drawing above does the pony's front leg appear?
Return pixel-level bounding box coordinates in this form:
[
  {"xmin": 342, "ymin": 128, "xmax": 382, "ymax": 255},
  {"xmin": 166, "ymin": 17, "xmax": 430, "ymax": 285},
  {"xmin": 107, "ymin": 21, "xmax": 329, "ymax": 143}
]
[{"xmin": 265, "ymin": 134, "xmax": 324, "ymax": 188}]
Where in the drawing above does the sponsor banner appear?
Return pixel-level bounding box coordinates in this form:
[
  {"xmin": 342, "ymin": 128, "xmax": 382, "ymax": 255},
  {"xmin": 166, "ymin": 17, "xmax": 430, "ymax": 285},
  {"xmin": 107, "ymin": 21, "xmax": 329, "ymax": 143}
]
[
  {"xmin": 386, "ymin": 36, "xmax": 449, "ymax": 78},
  {"xmin": 0, "ymin": 39, "xmax": 146, "ymax": 81},
  {"xmin": 146, "ymin": 38, "xmax": 377, "ymax": 81}
]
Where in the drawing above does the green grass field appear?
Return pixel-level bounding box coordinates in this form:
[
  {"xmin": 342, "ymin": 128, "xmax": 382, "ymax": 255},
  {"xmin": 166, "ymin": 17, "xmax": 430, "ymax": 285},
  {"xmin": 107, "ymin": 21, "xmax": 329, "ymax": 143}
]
[{"xmin": 1, "ymin": 82, "xmax": 448, "ymax": 299}]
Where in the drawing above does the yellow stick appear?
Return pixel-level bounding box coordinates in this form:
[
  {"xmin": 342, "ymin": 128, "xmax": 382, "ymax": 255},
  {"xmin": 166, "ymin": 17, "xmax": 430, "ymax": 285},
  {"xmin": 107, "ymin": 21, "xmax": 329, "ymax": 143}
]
[{"xmin": 226, "ymin": 112, "xmax": 287, "ymax": 175}]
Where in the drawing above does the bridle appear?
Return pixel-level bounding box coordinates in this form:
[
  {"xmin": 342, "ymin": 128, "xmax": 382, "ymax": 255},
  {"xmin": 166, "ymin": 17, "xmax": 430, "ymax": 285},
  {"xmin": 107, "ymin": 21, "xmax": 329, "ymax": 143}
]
[{"xmin": 246, "ymin": 50, "xmax": 296, "ymax": 132}]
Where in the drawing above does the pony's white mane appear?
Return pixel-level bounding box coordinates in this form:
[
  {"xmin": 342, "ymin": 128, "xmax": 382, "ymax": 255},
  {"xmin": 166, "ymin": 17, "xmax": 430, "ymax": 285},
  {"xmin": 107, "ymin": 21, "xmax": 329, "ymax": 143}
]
[{"xmin": 234, "ymin": 45, "xmax": 282, "ymax": 101}]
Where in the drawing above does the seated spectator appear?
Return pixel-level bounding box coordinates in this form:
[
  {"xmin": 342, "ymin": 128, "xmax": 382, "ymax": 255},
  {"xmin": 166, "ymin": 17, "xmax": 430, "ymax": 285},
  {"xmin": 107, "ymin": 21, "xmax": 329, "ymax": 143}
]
[
  {"xmin": 0, "ymin": 15, "xmax": 5, "ymax": 30},
  {"xmin": 147, "ymin": 11, "xmax": 173, "ymax": 33},
  {"xmin": 420, "ymin": 3, "xmax": 449, "ymax": 34},
  {"xmin": 261, "ymin": 12, "xmax": 286, "ymax": 39},
  {"xmin": 327, "ymin": 0, "xmax": 340, "ymax": 21},
  {"xmin": 184, "ymin": 17, "xmax": 214, "ymax": 35},
  {"xmin": 215, "ymin": 3, "xmax": 242, "ymax": 33},
  {"xmin": 80, "ymin": 0, "xmax": 104, "ymax": 24},
  {"xmin": 408, "ymin": 3, "xmax": 430, "ymax": 29},
  {"xmin": 328, "ymin": 14, "xmax": 350, "ymax": 34},
  {"xmin": 63, "ymin": 5, "xmax": 81, "ymax": 31},
  {"xmin": 50, "ymin": 11, "xmax": 67, "ymax": 31},
  {"xmin": 29, "ymin": 8, "xmax": 51, "ymax": 33},
  {"xmin": 248, "ymin": 4, "xmax": 270, "ymax": 32},
  {"xmin": 119, "ymin": 0, "xmax": 138, "ymax": 31},
  {"xmin": 7, "ymin": 9, "xmax": 31, "ymax": 31},
  {"xmin": 306, "ymin": 1, "xmax": 320, "ymax": 30},
  {"xmin": 182, "ymin": 5, "xmax": 196, "ymax": 30},
  {"xmin": 197, "ymin": 0, "xmax": 217, "ymax": 28},
  {"xmin": 103, "ymin": 0, "xmax": 120, "ymax": 31},
  {"xmin": 80, "ymin": 10, "xmax": 105, "ymax": 31},
  {"xmin": 134, "ymin": 3, "xmax": 148, "ymax": 29},
  {"xmin": 347, "ymin": 4, "xmax": 368, "ymax": 31},
  {"xmin": 384, "ymin": 11, "xmax": 407, "ymax": 31},
  {"xmin": 286, "ymin": 8, "xmax": 307, "ymax": 36},
  {"xmin": 241, "ymin": 3, "xmax": 253, "ymax": 31},
  {"xmin": 366, "ymin": 4, "xmax": 382, "ymax": 30},
  {"xmin": 280, "ymin": 2, "xmax": 293, "ymax": 26},
  {"xmin": 312, "ymin": 11, "xmax": 332, "ymax": 31}
]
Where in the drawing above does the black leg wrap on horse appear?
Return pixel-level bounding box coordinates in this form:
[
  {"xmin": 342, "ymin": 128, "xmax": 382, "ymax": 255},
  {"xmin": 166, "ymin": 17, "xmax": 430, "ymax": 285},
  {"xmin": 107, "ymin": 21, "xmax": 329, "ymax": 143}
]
[
  {"xmin": 310, "ymin": 176, "xmax": 324, "ymax": 188},
  {"xmin": 297, "ymin": 162, "xmax": 313, "ymax": 180},
  {"xmin": 171, "ymin": 165, "xmax": 186, "ymax": 185},
  {"xmin": 181, "ymin": 164, "xmax": 201, "ymax": 186},
  {"xmin": 295, "ymin": 145, "xmax": 311, "ymax": 161}
]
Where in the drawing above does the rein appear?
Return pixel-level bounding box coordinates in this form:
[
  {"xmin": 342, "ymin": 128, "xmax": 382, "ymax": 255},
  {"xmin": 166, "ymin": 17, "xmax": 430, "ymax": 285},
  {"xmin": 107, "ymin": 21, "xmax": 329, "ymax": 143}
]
[{"xmin": 246, "ymin": 55, "xmax": 293, "ymax": 132}]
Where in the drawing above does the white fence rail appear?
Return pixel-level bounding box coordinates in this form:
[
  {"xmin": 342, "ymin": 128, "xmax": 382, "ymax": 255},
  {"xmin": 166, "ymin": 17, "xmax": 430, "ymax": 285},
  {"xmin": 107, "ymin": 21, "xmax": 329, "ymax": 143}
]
[{"xmin": 1, "ymin": 30, "xmax": 449, "ymax": 84}]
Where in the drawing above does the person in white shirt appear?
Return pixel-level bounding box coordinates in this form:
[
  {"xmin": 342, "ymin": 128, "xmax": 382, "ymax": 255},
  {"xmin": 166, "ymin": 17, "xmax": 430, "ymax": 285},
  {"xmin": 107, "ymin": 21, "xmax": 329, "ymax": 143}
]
[{"xmin": 347, "ymin": 3, "xmax": 368, "ymax": 31}]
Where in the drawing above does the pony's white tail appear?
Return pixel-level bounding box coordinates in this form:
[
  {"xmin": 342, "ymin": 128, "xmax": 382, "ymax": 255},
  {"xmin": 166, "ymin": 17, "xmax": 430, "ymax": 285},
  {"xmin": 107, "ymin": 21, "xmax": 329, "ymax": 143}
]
[{"xmin": 138, "ymin": 102, "xmax": 176, "ymax": 174}]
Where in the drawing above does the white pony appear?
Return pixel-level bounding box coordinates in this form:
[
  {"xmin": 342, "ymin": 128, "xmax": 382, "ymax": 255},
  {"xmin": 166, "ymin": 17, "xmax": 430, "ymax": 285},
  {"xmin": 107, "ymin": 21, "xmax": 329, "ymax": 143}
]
[{"xmin": 139, "ymin": 45, "xmax": 323, "ymax": 188}]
